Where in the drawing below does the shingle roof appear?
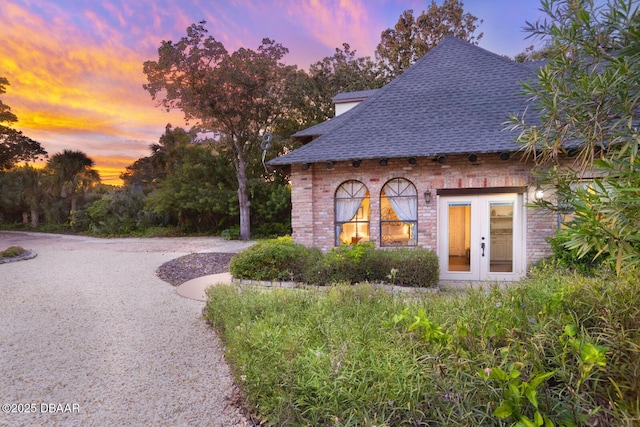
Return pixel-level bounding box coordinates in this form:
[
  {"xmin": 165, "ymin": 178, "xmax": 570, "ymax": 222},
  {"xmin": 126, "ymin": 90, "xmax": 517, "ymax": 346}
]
[{"xmin": 269, "ymin": 37, "xmax": 540, "ymax": 166}]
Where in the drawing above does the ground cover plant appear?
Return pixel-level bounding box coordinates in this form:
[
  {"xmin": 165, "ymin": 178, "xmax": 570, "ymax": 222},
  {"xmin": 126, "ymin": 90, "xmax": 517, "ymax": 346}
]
[{"xmin": 205, "ymin": 263, "xmax": 639, "ymax": 426}]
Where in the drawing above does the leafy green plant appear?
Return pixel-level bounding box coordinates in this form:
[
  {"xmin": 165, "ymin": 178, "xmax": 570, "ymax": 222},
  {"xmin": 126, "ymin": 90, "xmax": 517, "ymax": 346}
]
[
  {"xmin": 510, "ymin": 0, "xmax": 640, "ymax": 276},
  {"xmin": 220, "ymin": 227, "xmax": 240, "ymax": 241},
  {"xmin": 229, "ymin": 236, "xmax": 321, "ymax": 281},
  {"xmin": 480, "ymin": 364, "xmax": 555, "ymax": 427}
]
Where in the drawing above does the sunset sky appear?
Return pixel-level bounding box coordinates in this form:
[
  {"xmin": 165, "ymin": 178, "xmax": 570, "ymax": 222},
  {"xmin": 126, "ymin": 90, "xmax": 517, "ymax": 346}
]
[{"xmin": 1, "ymin": 0, "xmax": 549, "ymax": 185}]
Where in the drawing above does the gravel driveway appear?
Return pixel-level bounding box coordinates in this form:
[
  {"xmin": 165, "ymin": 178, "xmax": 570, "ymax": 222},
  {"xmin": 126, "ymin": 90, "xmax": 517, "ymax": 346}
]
[{"xmin": 0, "ymin": 231, "xmax": 253, "ymax": 426}]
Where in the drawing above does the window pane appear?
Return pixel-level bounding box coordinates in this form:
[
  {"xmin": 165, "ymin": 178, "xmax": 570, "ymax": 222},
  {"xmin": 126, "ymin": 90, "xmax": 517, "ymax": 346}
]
[
  {"xmin": 380, "ymin": 178, "xmax": 418, "ymax": 246},
  {"xmin": 335, "ymin": 181, "xmax": 370, "ymax": 246},
  {"xmin": 448, "ymin": 203, "xmax": 471, "ymax": 272},
  {"xmin": 489, "ymin": 202, "xmax": 513, "ymax": 273}
]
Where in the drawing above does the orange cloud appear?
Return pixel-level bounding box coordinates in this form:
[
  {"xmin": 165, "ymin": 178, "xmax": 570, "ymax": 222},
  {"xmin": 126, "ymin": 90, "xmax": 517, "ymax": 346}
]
[{"xmin": 0, "ymin": 0, "xmax": 185, "ymax": 186}]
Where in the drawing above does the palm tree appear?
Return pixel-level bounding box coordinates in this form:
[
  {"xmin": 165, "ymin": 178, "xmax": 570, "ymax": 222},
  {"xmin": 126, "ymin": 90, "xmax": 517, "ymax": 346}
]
[
  {"xmin": 45, "ymin": 150, "xmax": 100, "ymax": 224},
  {"xmin": 16, "ymin": 165, "xmax": 48, "ymax": 227}
]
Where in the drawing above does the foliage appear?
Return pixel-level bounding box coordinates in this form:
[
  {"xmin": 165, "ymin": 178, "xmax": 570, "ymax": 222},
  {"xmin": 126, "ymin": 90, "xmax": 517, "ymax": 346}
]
[
  {"xmin": 44, "ymin": 150, "xmax": 101, "ymax": 225},
  {"xmin": 206, "ymin": 269, "xmax": 640, "ymax": 426},
  {"xmin": 0, "ymin": 165, "xmax": 49, "ymax": 227},
  {"xmin": 548, "ymin": 232, "xmax": 608, "ymax": 276},
  {"xmin": 248, "ymin": 169, "xmax": 292, "ymax": 238},
  {"xmin": 119, "ymin": 156, "xmax": 155, "ymax": 193},
  {"xmin": 375, "ymin": 0, "xmax": 483, "ymax": 82},
  {"xmin": 220, "ymin": 226, "xmax": 240, "ymax": 241},
  {"xmin": 310, "ymin": 243, "xmax": 440, "ymax": 287},
  {"xmin": 86, "ymin": 187, "xmax": 147, "ymax": 235},
  {"xmin": 285, "ymin": 44, "xmax": 383, "ymax": 129},
  {"xmin": 229, "ymin": 236, "xmax": 322, "ymax": 281},
  {"xmin": 1, "ymin": 246, "xmax": 25, "ymax": 258},
  {"xmin": 514, "ymin": 43, "xmax": 555, "ymax": 63},
  {"xmin": 143, "ymin": 21, "xmax": 298, "ymax": 240},
  {"xmin": 230, "ymin": 239, "xmax": 439, "ymax": 287},
  {"xmin": 144, "ymin": 140, "xmax": 239, "ymax": 233},
  {"xmin": 0, "ymin": 77, "xmax": 47, "ymax": 171},
  {"xmin": 510, "ymin": 0, "xmax": 640, "ymax": 276}
]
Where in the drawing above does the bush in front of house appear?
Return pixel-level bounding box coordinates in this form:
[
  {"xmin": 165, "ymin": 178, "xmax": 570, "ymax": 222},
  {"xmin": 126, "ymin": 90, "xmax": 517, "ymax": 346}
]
[
  {"xmin": 231, "ymin": 238, "xmax": 439, "ymax": 287},
  {"xmin": 229, "ymin": 236, "xmax": 322, "ymax": 281},
  {"xmin": 548, "ymin": 232, "xmax": 608, "ymax": 276}
]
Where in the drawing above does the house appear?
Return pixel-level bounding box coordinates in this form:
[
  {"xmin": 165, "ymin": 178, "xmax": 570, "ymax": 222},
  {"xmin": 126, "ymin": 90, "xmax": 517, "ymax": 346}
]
[{"xmin": 268, "ymin": 37, "xmax": 557, "ymax": 282}]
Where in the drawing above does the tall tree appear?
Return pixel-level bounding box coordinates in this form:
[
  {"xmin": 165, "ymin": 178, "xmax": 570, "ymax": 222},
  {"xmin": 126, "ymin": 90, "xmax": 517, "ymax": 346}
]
[
  {"xmin": 14, "ymin": 165, "xmax": 48, "ymax": 227},
  {"xmin": 0, "ymin": 77, "xmax": 47, "ymax": 170},
  {"xmin": 303, "ymin": 44, "xmax": 383, "ymax": 124},
  {"xmin": 510, "ymin": 0, "xmax": 640, "ymax": 275},
  {"xmin": 45, "ymin": 150, "xmax": 101, "ymax": 224},
  {"xmin": 149, "ymin": 124, "xmax": 197, "ymax": 178},
  {"xmin": 120, "ymin": 156, "xmax": 155, "ymax": 193},
  {"xmin": 143, "ymin": 21, "xmax": 296, "ymax": 240},
  {"xmin": 375, "ymin": 0, "xmax": 483, "ymax": 82}
]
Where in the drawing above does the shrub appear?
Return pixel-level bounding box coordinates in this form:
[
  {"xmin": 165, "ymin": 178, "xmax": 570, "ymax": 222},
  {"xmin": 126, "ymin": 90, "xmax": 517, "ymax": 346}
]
[
  {"xmin": 373, "ymin": 247, "xmax": 439, "ymax": 287},
  {"xmin": 313, "ymin": 242, "xmax": 377, "ymax": 284},
  {"xmin": 1, "ymin": 246, "xmax": 25, "ymax": 258},
  {"xmin": 220, "ymin": 227, "xmax": 240, "ymax": 241},
  {"xmin": 232, "ymin": 240, "xmax": 440, "ymax": 287},
  {"xmin": 549, "ymin": 232, "xmax": 607, "ymax": 276},
  {"xmin": 229, "ymin": 236, "xmax": 322, "ymax": 281}
]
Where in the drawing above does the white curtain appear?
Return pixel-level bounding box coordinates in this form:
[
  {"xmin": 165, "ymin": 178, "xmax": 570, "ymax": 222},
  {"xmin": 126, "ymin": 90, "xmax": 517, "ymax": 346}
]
[
  {"xmin": 384, "ymin": 179, "xmax": 417, "ymax": 222},
  {"xmin": 335, "ymin": 181, "xmax": 366, "ymax": 223}
]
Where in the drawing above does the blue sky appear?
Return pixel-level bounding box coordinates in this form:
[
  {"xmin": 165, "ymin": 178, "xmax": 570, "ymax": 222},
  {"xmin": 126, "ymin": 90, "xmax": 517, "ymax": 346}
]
[{"xmin": 0, "ymin": 0, "xmax": 550, "ymax": 183}]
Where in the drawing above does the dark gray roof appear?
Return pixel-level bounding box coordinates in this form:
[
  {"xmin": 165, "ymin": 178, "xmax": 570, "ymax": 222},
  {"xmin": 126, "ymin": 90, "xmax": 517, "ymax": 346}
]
[{"xmin": 270, "ymin": 37, "xmax": 539, "ymax": 166}]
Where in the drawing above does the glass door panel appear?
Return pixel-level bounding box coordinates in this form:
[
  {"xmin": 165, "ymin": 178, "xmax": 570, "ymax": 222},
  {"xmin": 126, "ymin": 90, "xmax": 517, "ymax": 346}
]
[
  {"xmin": 448, "ymin": 203, "xmax": 471, "ymax": 272},
  {"xmin": 489, "ymin": 202, "xmax": 513, "ymax": 273}
]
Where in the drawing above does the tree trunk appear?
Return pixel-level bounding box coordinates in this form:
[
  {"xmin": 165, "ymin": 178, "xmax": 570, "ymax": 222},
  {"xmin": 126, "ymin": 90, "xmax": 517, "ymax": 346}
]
[
  {"xmin": 30, "ymin": 204, "xmax": 39, "ymax": 228},
  {"xmin": 70, "ymin": 192, "xmax": 77, "ymax": 224},
  {"xmin": 235, "ymin": 148, "xmax": 251, "ymax": 241}
]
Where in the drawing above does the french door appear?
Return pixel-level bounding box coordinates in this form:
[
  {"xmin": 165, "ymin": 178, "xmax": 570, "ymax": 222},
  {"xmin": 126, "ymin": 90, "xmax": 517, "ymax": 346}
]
[{"xmin": 438, "ymin": 194, "xmax": 525, "ymax": 281}]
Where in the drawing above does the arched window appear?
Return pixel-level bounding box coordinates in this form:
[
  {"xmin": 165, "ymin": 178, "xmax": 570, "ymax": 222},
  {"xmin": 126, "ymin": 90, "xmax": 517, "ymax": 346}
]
[
  {"xmin": 380, "ymin": 178, "xmax": 418, "ymax": 246},
  {"xmin": 335, "ymin": 180, "xmax": 370, "ymax": 246}
]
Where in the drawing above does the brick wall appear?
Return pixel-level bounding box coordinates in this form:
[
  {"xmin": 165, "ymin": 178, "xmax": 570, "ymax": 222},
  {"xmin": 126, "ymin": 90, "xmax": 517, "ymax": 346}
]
[{"xmin": 290, "ymin": 154, "xmax": 555, "ymax": 266}]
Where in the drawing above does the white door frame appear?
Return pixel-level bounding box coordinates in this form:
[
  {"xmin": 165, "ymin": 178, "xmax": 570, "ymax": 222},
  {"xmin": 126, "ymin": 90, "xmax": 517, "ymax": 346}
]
[{"xmin": 437, "ymin": 193, "xmax": 526, "ymax": 281}]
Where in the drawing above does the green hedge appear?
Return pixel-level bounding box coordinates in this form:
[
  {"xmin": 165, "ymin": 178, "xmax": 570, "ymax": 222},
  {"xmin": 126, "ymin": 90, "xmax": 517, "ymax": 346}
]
[
  {"xmin": 230, "ymin": 239, "xmax": 439, "ymax": 287},
  {"xmin": 229, "ymin": 236, "xmax": 322, "ymax": 281}
]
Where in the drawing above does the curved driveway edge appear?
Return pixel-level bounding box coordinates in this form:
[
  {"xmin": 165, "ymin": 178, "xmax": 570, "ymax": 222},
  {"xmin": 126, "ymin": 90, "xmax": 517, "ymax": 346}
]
[{"xmin": 0, "ymin": 231, "xmax": 252, "ymax": 426}]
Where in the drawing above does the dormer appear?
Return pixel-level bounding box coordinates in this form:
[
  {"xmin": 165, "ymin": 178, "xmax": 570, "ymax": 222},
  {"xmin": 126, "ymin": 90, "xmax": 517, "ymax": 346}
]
[{"xmin": 332, "ymin": 89, "xmax": 379, "ymax": 116}]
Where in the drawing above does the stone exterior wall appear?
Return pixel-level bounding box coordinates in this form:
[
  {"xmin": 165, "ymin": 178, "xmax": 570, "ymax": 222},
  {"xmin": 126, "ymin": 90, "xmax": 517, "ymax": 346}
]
[{"xmin": 290, "ymin": 154, "xmax": 556, "ymax": 267}]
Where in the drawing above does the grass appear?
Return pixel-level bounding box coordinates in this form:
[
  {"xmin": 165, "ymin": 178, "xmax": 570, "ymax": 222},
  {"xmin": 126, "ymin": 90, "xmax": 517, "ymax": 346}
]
[{"xmin": 205, "ymin": 263, "xmax": 640, "ymax": 426}]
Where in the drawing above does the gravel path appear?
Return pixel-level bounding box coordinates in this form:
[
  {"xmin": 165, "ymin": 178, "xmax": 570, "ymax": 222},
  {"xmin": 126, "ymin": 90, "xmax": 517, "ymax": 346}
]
[{"xmin": 0, "ymin": 231, "xmax": 253, "ymax": 426}]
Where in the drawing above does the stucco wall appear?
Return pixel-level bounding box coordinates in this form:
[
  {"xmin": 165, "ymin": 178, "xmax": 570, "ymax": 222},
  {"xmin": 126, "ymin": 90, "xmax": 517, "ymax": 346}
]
[{"xmin": 290, "ymin": 154, "xmax": 556, "ymax": 266}]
